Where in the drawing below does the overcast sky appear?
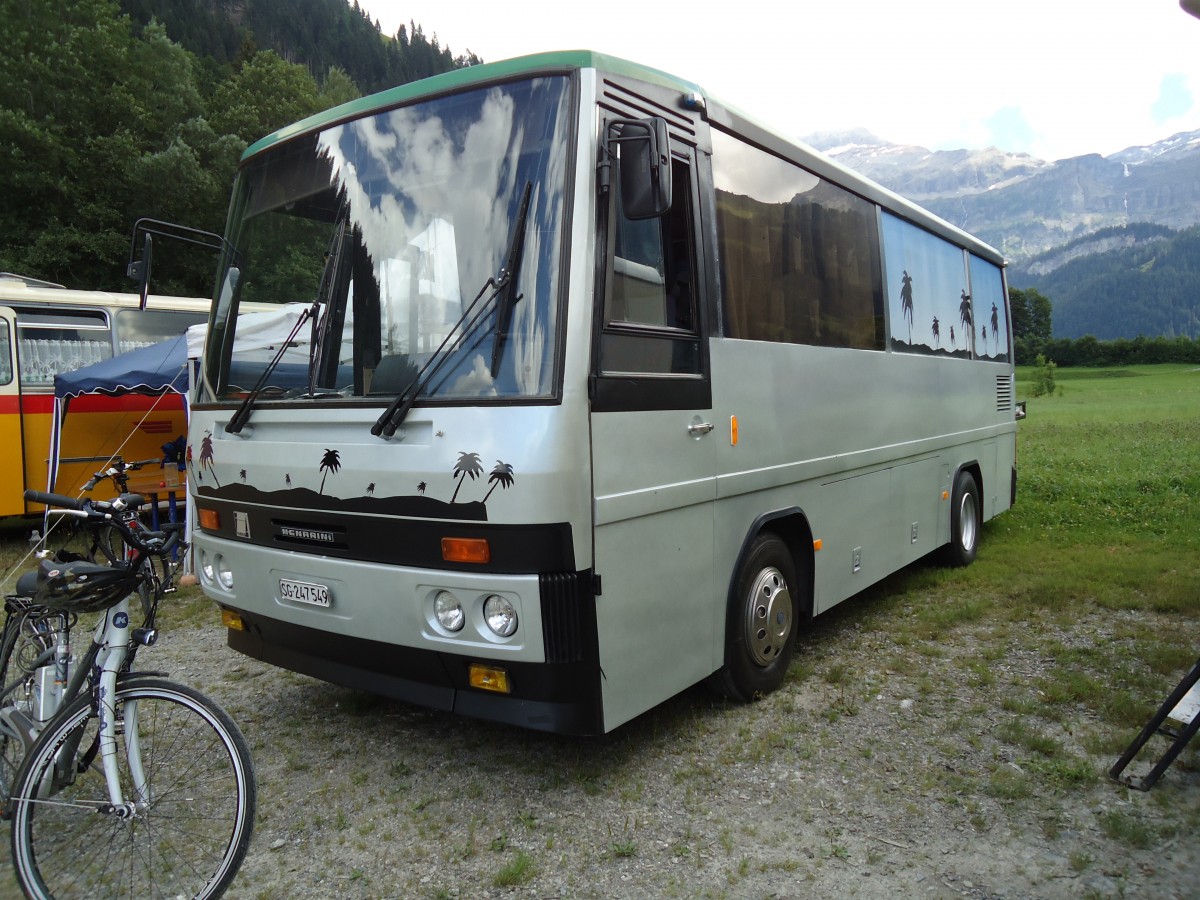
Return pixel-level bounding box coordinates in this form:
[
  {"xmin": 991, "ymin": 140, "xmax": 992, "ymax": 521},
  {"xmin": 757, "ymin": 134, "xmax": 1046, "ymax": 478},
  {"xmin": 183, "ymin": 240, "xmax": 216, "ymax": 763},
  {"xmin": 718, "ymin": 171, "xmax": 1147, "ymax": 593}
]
[{"xmin": 356, "ymin": 0, "xmax": 1200, "ymax": 162}]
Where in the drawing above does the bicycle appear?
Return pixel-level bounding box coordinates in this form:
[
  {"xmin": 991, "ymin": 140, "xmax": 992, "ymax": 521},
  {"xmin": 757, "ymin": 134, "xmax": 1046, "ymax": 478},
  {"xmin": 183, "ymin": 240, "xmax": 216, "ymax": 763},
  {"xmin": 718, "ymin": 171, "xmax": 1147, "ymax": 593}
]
[
  {"xmin": 2, "ymin": 488, "xmax": 256, "ymax": 899},
  {"xmin": 75, "ymin": 457, "xmax": 174, "ymax": 575}
]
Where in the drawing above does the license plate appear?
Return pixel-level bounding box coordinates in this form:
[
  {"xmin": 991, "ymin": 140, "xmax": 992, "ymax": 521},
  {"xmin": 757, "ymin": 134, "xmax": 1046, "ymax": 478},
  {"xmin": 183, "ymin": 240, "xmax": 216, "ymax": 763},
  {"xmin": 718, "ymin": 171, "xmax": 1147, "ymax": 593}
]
[{"xmin": 279, "ymin": 578, "xmax": 330, "ymax": 607}]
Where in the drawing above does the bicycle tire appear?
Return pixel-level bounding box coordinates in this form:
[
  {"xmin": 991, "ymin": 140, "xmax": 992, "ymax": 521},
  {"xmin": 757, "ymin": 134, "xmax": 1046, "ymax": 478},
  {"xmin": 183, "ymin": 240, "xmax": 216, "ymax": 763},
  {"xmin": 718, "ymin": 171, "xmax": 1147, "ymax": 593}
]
[
  {"xmin": 0, "ymin": 614, "xmax": 25, "ymax": 799},
  {"xmin": 8, "ymin": 676, "xmax": 256, "ymax": 900},
  {"xmin": 0, "ymin": 609, "xmax": 60, "ymax": 803}
]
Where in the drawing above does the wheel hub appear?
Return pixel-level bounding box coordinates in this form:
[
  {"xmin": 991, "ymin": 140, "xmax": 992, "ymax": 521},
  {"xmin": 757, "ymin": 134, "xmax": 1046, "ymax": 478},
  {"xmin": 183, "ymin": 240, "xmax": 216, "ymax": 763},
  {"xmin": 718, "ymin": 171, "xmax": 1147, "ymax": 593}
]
[{"xmin": 744, "ymin": 567, "xmax": 791, "ymax": 667}]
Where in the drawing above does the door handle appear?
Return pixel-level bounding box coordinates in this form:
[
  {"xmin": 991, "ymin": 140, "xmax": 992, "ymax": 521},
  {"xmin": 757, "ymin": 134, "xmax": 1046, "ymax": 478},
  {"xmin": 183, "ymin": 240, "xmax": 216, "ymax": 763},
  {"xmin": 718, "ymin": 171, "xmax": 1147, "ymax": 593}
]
[{"xmin": 687, "ymin": 421, "xmax": 714, "ymax": 437}]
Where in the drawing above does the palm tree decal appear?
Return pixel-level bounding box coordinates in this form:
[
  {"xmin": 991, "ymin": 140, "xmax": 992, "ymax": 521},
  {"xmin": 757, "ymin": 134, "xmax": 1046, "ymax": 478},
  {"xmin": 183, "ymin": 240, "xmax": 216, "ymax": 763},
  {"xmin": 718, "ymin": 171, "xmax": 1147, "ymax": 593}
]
[
  {"xmin": 958, "ymin": 290, "xmax": 974, "ymax": 355},
  {"xmin": 366, "ymin": 482, "xmax": 375, "ymax": 496},
  {"xmin": 318, "ymin": 449, "xmax": 341, "ymax": 495},
  {"xmin": 483, "ymin": 461, "xmax": 515, "ymax": 504},
  {"xmin": 990, "ymin": 302, "xmax": 1000, "ymax": 356},
  {"xmin": 950, "ymin": 325, "xmax": 956, "ymax": 349},
  {"xmin": 900, "ymin": 270, "xmax": 914, "ymax": 345},
  {"xmin": 931, "ymin": 316, "xmax": 940, "ymax": 350},
  {"xmin": 199, "ymin": 431, "xmax": 221, "ymax": 487},
  {"xmin": 239, "ymin": 469, "xmax": 247, "ymax": 483},
  {"xmin": 285, "ymin": 473, "xmax": 291, "ymax": 488},
  {"xmin": 417, "ymin": 481, "xmax": 427, "ymax": 496},
  {"xmin": 450, "ymin": 451, "xmax": 484, "ymax": 503}
]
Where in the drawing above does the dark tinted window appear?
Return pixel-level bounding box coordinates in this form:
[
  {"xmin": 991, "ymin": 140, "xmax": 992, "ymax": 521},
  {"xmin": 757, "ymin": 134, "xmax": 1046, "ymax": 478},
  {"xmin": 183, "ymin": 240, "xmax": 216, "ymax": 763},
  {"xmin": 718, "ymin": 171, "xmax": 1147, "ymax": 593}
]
[{"xmin": 712, "ymin": 131, "xmax": 883, "ymax": 350}]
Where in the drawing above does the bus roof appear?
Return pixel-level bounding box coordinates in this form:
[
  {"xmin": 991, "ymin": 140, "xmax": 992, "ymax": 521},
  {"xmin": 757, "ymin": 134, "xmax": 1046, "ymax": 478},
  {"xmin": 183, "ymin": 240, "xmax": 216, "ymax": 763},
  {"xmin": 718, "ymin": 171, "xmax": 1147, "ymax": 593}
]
[
  {"xmin": 0, "ymin": 277, "xmax": 213, "ymax": 315},
  {"xmin": 242, "ymin": 50, "xmax": 1003, "ymax": 265},
  {"xmin": 243, "ymin": 50, "xmax": 700, "ymax": 160}
]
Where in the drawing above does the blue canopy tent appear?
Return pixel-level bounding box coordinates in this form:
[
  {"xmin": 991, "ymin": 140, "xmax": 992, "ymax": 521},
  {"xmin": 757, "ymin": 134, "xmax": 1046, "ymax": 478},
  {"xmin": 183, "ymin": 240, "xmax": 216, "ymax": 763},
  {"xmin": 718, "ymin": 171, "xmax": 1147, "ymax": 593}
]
[
  {"xmin": 48, "ymin": 334, "xmax": 192, "ymax": 558},
  {"xmin": 53, "ymin": 333, "xmax": 189, "ymax": 402}
]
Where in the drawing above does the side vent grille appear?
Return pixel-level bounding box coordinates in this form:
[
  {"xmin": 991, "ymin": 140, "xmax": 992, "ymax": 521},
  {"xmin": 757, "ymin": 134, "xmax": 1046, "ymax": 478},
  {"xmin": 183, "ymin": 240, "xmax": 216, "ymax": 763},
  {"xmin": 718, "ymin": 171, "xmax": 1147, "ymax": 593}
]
[
  {"xmin": 599, "ymin": 79, "xmax": 697, "ymax": 141},
  {"xmin": 540, "ymin": 571, "xmax": 592, "ymax": 664},
  {"xmin": 996, "ymin": 374, "xmax": 1014, "ymax": 412}
]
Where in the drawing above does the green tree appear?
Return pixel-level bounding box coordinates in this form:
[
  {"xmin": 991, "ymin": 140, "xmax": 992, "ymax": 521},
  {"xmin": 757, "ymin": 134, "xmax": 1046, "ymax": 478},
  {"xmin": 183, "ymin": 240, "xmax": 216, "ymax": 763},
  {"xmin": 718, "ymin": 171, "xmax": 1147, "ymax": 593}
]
[
  {"xmin": 208, "ymin": 51, "xmax": 323, "ymax": 146},
  {"xmin": 1009, "ymin": 287, "xmax": 1053, "ymax": 364}
]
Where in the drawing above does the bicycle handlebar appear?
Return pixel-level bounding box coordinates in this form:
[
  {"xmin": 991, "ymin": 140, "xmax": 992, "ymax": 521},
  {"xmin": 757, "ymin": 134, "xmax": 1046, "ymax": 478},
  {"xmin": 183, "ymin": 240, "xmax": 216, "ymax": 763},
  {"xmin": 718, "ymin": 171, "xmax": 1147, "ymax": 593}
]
[
  {"xmin": 24, "ymin": 489, "xmax": 89, "ymax": 512},
  {"xmin": 25, "ymin": 490, "xmax": 146, "ymax": 515},
  {"xmin": 81, "ymin": 457, "xmax": 162, "ymax": 491}
]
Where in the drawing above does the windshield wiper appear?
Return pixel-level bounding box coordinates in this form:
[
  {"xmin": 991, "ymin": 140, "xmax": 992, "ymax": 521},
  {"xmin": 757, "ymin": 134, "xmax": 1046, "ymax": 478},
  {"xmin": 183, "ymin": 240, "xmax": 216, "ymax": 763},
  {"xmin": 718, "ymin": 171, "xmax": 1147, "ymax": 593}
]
[
  {"xmin": 371, "ymin": 183, "xmax": 534, "ymax": 439},
  {"xmin": 490, "ymin": 181, "xmax": 532, "ymax": 376},
  {"xmin": 370, "ymin": 274, "xmax": 503, "ymax": 438},
  {"xmin": 224, "ymin": 302, "xmax": 316, "ymax": 434}
]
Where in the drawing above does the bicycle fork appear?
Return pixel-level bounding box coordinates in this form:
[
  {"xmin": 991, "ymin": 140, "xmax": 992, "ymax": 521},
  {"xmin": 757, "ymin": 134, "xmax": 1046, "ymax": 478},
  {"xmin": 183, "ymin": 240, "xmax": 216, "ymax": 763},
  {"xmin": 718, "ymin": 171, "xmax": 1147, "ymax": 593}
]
[{"xmin": 95, "ymin": 602, "xmax": 150, "ymax": 817}]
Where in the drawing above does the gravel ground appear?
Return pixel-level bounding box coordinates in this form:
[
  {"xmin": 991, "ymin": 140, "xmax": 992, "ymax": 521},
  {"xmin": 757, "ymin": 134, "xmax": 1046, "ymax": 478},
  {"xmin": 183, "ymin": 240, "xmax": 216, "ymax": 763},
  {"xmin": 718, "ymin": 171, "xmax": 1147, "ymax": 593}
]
[{"xmin": 1, "ymin": 594, "xmax": 1197, "ymax": 900}]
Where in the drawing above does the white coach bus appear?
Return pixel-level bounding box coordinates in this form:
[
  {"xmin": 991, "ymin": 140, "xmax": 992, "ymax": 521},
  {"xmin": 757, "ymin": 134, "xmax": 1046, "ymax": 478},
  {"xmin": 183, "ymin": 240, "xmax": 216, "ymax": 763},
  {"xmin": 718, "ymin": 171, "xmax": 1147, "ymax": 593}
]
[{"xmin": 183, "ymin": 51, "xmax": 1018, "ymax": 735}]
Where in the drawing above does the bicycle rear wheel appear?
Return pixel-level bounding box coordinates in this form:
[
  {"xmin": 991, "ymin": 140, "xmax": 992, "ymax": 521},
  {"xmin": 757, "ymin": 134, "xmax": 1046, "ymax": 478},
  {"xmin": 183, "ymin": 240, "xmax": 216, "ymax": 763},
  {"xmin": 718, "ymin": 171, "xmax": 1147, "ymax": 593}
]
[
  {"xmin": 8, "ymin": 676, "xmax": 256, "ymax": 900},
  {"xmin": 0, "ymin": 607, "xmax": 62, "ymax": 803}
]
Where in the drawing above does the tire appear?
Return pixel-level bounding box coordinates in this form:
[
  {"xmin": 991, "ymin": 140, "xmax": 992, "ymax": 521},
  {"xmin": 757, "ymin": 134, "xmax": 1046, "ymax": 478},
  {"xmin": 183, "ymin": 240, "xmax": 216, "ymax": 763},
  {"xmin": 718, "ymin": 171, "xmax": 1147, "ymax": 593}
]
[
  {"xmin": 0, "ymin": 610, "xmax": 61, "ymax": 804},
  {"xmin": 944, "ymin": 469, "xmax": 980, "ymax": 568},
  {"xmin": 0, "ymin": 615, "xmax": 27, "ymax": 801},
  {"xmin": 707, "ymin": 532, "xmax": 799, "ymax": 702},
  {"xmin": 8, "ymin": 677, "xmax": 256, "ymax": 900}
]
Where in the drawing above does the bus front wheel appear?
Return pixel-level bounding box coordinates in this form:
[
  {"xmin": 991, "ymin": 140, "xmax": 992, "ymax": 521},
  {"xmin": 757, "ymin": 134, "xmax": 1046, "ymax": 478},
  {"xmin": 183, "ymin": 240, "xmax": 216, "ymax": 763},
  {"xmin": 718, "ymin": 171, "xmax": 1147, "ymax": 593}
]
[
  {"xmin": 944, "ymin": 469, "xmax": 980, "ymax": 568},
  {"xmin": 708, "ymin": 532, "xmax": 798, "ymax": 702}
]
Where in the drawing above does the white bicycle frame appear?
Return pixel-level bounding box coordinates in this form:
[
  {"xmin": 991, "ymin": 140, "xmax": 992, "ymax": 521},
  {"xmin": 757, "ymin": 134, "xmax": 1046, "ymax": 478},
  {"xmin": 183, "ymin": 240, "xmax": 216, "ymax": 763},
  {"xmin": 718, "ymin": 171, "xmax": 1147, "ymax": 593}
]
[{"xmin": 93, "ymin": 595, "xmax": 149, "ymax": 813}]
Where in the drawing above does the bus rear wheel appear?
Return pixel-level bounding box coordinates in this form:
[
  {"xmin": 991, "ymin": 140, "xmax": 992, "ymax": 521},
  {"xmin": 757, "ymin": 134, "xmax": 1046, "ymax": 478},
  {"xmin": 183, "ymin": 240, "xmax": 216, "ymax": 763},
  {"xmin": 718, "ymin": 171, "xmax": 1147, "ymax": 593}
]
[
  {"xmin": 708, "ymin": 532, "xmax": 798, "ymax": 702},
  {"xmin": 944, "ymin": 469, "xmax": 980, "ymax": 567}
]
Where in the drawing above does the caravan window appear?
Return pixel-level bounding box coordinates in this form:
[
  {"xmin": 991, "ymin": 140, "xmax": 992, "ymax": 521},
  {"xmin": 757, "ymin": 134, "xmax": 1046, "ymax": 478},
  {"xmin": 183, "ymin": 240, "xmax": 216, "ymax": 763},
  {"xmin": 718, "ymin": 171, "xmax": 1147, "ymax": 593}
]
[
  {"xmin": 14, "ymin": 308, "xmax": 111, "ymax": 387},
  {"xmin": 115, "ymin": 308, "xmax": 207, "ymax": 354}
]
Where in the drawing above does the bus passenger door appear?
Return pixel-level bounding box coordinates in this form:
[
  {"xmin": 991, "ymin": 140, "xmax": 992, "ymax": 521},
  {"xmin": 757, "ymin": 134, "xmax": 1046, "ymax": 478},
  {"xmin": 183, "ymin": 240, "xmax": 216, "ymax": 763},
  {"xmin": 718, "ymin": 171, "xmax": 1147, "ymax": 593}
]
[
  {"xmin": 589, "ymin": 149, "xmax": 716, "ymax": 730},
  {"xmin": 0, "ymin": 307, "xmax": 25, "ymax": 515}
]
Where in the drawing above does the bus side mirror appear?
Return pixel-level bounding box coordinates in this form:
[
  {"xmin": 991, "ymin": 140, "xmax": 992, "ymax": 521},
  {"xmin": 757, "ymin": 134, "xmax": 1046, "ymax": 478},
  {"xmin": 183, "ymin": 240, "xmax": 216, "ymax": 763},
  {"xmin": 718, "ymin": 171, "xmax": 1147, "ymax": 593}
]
[
  {"xmin": 128, "ymin": 232, "xmax": 153, "ymax": 310},
  {"xmin": 607, "ymin": 117, "xmax": 672, "ymax": 220}
]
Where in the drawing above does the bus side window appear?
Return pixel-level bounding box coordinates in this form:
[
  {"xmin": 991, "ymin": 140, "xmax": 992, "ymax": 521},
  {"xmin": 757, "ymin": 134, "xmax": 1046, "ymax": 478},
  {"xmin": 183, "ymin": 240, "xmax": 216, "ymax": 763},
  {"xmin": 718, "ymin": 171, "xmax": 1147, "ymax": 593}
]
[
  {"xmin": 0, "ymin": 320, "xmax": 12, "ymax": 384},
  {"xmin": 601, "ymin": 157, "xmax": 700, "ymax": 375}
]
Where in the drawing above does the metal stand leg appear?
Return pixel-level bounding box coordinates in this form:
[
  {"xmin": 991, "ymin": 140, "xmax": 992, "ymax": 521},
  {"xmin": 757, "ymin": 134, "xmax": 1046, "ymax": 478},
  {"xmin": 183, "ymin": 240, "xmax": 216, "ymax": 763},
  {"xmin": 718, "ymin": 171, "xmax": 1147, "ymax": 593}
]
[{"xmin": 1110, "ymin": 656, "xmax": 1200, "ymax": 791}]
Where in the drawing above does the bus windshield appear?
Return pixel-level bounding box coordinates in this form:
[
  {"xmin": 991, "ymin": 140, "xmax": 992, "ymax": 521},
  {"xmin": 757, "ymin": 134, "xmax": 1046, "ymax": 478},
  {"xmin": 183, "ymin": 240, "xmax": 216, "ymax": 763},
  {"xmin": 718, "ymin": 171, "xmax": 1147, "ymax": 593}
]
[{"xmin": 202, "ymin": 75, "xmax": 573, "ymax": 405}]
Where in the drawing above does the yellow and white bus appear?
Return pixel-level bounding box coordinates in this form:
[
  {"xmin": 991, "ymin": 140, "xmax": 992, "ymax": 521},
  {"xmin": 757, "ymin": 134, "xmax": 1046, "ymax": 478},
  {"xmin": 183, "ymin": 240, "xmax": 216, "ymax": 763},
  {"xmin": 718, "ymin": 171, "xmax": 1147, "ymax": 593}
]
[
  {"xmin": 185, "ymin": 51, "xmax": 1019, "ymax": 735},
  {"xmin": 0, "ymin": 276, "xmax": 209, "ymax": 517}
]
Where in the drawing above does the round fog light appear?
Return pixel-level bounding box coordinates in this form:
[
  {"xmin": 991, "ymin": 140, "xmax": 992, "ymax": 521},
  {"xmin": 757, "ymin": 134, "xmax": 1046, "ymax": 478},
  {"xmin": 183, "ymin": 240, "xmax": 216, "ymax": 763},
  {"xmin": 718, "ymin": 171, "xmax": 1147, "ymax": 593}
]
[
  {"xmin": 483, "ymin": 594, "xmax": 517, "ymax": 637},
  {"xmin": 216, "ymin": 557, "xmax": 234, "ymax": 591},
  {"xmin": 434, "ymin": 591, "xmax": 465, "ymax": 632},
  {"xmin": 199, "ymin": 550, "xmax": 214, "ymax": 585}
]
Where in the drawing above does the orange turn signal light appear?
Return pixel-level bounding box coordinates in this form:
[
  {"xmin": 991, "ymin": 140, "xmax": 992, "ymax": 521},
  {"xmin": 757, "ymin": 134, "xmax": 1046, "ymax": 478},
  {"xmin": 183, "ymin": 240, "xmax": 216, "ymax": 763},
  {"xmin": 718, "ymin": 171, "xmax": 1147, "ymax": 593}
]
[
  {"xmin": 198, "ymin": 508, "xmax": 221, "ymax": 531},
  {"xmin": 442, "ymin": 537, "xmax": 491, "ymax": 564},
  {"xmin": 220, "ymin": 608, "xmax": 245, "ymax": 631}
]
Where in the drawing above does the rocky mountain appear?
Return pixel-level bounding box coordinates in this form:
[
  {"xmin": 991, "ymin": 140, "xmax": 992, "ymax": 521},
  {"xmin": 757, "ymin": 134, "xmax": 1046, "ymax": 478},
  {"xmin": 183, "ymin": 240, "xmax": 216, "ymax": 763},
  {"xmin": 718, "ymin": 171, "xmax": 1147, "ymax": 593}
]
[{"xmin": 806, "ymin": 129, "xmax": 1200, "ymax": 266}]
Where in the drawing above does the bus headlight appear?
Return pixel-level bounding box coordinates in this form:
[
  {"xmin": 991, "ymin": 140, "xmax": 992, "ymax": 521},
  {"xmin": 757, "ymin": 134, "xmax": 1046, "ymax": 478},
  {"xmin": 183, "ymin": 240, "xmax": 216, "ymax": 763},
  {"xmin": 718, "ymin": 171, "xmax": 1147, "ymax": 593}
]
[
  {"xmin": 434, "ymin": 591, "xmax": 465, "ymax": 632},
  {"xmin": 483, "ymin": 594, "xmax": 517, "ymax": 637},
  {"xmin": 216, "ymin": 557, "xmax": 234, "ymax": 591}
]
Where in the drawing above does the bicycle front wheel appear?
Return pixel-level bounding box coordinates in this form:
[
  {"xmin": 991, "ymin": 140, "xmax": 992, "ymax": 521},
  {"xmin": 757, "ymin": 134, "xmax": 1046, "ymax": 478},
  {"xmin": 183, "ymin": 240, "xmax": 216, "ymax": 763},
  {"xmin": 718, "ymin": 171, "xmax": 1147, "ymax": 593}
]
[{"xmin": 8, "ymin": 676, "xmax": 256, "ymax": 900}]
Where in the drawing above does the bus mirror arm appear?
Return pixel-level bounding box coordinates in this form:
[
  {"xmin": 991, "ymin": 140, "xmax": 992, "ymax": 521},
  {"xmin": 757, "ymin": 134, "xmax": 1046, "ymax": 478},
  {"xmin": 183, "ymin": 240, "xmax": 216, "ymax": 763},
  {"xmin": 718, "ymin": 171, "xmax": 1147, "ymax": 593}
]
[
  {"xmin": 604, "ymin": 117, "xmax": 672, "ymax": 220},
  {"xmin": 126, "ymin": 217, "xmax": 233, "ymax": 310}
]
